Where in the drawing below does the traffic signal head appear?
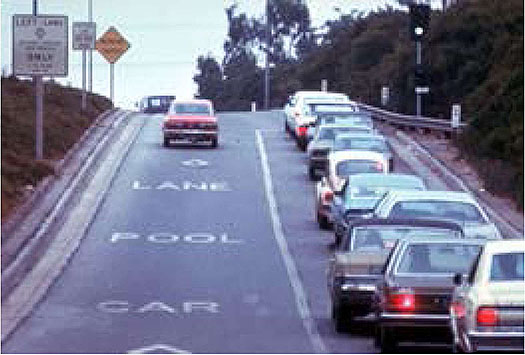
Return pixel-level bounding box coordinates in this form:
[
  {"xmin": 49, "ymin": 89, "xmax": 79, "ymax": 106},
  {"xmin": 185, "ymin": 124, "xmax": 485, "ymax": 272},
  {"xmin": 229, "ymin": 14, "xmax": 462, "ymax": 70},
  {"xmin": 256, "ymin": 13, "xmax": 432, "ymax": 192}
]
[{"xmin": 410, "ymin": 4, "xmax": 430, "ymax": 40}]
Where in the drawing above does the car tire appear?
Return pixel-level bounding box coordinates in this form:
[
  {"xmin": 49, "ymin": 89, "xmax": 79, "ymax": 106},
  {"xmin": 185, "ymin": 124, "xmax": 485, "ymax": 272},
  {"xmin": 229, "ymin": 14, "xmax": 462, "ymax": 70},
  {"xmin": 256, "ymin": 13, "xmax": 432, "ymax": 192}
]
[
  {"xmin": 163, "ymin": 137, "xmax": 170, "ymax": 147},
  {"xmin": 308, "ymin": 166, "xmax": 317, "ymax": 181},
  {"xmin": 211, "ymin": 137, "xmax": 218, "ymax": 148},
  {"xmin": 333, "ymin": 304, "xmax": 352, "ymax": 333},
  {"xmin": 317, "ymin": 211, "xmax": 330, "ymax": 230},
  {"xmin": 378, "ymin": 326, "xmax": 397, "ymax": 353}
]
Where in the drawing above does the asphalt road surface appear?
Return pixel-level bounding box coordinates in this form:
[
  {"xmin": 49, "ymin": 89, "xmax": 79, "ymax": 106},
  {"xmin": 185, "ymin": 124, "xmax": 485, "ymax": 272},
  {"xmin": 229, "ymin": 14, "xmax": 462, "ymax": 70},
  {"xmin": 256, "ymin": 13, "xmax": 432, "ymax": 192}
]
[{"xmin": 2, "ymin": 111, "xmax": 450, "ymax": 354}]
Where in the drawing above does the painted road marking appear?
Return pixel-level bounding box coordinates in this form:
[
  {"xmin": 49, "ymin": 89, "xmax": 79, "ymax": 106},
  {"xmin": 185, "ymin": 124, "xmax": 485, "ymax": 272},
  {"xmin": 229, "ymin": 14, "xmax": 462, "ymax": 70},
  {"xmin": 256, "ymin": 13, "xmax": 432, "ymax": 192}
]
[
  {"xmin": 97, "ymin": 301, "xmax": 220, "ymax": 314},
  {"xmin": 128, "ymin": 344, "xmax": 191, "ymax": 354},
  {"xmin": 109, "ymin": 232, "xmax": 243, "ymax": 244},
  {"xmin": 132, "ymin": 180, "xmax": 231, "ymax": 191},
  {"xmin": 255, "ymin": 130, "xmax": 328, "ymax": 354},
  {"xmin": 181, "ymin": 159, "xmax": 209, "ymax": 168}
]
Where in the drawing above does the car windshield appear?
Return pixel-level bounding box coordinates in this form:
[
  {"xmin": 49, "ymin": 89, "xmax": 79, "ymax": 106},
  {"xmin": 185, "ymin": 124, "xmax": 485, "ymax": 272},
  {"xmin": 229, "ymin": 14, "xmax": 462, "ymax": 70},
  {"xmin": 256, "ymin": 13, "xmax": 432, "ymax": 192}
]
[
  {"xmin": 310, "ymin": 104, "xmax": 357, "ymax": 113},
  {"xmin": 334, "ymin": 137, "xmax": 389, "ymax": 152},
  {"xmin": 173, "ymin": 103, "xmax": 211, "ymax": 115},
  {"xmin": 336, "ymin": 160, "xmax": 384, "ymax": 176},
  {"xmin": 348, "ymin": 226, "xmax": 460, "ymax": 252},
  {"xmin": 389, "ymin": 200, "xmax": 485, "ymax": 223},
  {"xmin": 396, "ymin": 243, "xmax": 482, "ymax": 274},
  {"xmin": 490, "ymin": 252, "xmax": 524, "ymax": 281},
  {"xmin": 149, "ymin": 96, "xmax": 173, "ymax": 107}
]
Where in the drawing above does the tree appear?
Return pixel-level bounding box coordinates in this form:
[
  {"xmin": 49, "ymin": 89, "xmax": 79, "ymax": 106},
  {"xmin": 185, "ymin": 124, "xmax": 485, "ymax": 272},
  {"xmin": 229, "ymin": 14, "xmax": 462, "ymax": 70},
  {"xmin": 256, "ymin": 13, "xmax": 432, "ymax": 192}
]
[{"xmin": 193, "ymin": 55, "xmax": 224, "ymax": 107}]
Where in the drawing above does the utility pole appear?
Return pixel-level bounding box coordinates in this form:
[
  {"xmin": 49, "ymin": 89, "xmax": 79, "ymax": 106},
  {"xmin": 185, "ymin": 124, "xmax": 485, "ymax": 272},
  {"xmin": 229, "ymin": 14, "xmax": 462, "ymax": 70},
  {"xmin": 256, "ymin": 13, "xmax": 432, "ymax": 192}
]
[{"xmin": 264, "ymin": 0, "xmax": 270, "ymax": 110}]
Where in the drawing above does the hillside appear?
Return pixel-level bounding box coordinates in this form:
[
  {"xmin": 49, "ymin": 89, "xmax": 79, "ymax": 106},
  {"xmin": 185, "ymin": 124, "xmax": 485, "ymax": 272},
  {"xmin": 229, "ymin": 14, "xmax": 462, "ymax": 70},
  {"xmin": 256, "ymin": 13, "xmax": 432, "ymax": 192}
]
[{"xmin": 1, "ymin": 76, "xmax": 113, "ymax": 219}]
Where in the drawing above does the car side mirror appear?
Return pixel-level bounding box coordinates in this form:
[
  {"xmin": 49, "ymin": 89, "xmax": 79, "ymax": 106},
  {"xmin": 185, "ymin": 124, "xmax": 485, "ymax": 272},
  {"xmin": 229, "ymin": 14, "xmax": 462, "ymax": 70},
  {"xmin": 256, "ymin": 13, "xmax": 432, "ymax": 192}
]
[{"xmin": 453, "ymin": 273, "xmax": 464, "ymax": 286}]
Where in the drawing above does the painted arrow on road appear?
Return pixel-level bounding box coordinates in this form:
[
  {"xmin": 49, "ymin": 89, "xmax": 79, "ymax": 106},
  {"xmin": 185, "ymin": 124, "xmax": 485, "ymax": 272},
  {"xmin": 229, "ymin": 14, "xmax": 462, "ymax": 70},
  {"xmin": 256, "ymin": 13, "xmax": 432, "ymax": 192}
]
[
  {"xmin": 181, "ymin": 159, "xmax": 209, "ymax": 168},
  {"xmin": 128, "ymin": 344, "xmax": 191, "ymax": 354}
]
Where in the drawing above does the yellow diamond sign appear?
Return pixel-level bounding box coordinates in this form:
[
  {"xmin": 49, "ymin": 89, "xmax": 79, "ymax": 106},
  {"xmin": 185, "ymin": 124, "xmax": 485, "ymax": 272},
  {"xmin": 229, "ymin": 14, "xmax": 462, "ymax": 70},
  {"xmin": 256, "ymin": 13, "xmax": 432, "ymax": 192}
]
[{"xmin": 96, "ymin": 26, "xmax": 130, "ymax": 64}]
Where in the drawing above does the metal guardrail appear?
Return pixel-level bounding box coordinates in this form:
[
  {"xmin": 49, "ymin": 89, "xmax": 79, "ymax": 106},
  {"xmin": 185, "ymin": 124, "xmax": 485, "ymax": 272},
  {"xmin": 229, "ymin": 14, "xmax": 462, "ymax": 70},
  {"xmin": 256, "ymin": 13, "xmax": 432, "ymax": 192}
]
[{"xmin": 356, "ymin": 102, "xmax": 467, "ymax": 133}]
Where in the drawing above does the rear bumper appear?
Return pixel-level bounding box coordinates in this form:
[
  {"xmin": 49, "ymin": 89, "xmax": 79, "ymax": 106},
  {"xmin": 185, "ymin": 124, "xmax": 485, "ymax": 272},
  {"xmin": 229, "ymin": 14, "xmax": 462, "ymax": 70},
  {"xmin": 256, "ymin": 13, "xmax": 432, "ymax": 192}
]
[
  {"xmin": 336, "ymin": 288, "xmax": 376, "ymax": 316},
  {"xmin": 469, "ymin": 331, "xmax": 524, "ymax": 352},
  {"xmin": 380, "ymin": 312, "xmax": 452, "ymax": 343},
  {"xmin": 163, "ymin": 129, "xmax": 217, "ymax": 140}
]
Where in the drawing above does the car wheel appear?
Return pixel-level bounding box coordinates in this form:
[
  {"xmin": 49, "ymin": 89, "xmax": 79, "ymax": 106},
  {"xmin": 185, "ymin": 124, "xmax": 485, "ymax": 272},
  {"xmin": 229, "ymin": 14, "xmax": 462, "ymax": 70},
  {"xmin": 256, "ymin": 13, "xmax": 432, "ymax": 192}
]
[
  {"xmin": 308, "ymin": 166, "xmax": 317, "ymax": 181},
  {"xmin": 317, "ymin": 211, "xmax": 330, "ymax": 230},
  {"xmin": 211, "ymin": 137, "xmax": 218, "ymax": 148},
  {"xmin": 333, "ymin": 304, "xmax": 352, "ymax": 333},
  {"xmin": 163, "ymin": 137, "xmax": 170, "ymax": 147},
  {"xmin": 379, "ymin": 326, "xmax": 397, "ymax": 353}
]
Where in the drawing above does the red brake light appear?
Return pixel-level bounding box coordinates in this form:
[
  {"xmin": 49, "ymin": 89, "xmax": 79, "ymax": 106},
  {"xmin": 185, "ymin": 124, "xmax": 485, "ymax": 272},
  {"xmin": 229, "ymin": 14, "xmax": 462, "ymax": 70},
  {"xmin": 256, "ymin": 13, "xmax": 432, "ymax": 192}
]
[
  {"xmin": 477, "ymin": 307, "xmax": 498, "ymax": 326},
  {"xmin": 322, "ymin": 190, "xmax": 334, "ymax": 203},
  {"xmin": 296, "ymin": 126, "xmax": 308, "ymax": 136},
  {"xmin": 387, "ymin": 292, "xmax": 415, "ymax": 312}
]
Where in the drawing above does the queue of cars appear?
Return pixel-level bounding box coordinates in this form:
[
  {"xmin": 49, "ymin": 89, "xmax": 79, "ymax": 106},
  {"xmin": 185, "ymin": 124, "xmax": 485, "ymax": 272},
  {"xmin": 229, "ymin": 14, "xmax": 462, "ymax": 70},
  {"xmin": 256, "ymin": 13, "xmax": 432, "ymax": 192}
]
[{"xmin": 283, "ymin": 90, "xmax": 523, "ymax": 353}]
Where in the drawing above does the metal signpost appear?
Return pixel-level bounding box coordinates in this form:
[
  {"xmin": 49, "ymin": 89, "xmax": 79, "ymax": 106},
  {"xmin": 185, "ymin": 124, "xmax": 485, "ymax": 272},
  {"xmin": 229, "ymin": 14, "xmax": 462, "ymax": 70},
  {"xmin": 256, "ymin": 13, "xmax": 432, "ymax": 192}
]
[
  {"xmin": 12, "ymin": 13, "xmax": 68, "ymax": 160},
  {"xmin": 451, "ymin": 104, "xmax": 461, "ymax": 129},
  {"xmin": 73, "ymin": 22, "xmax": 96, "ymax": 110},
  {"xmin": 95, "ymin": 26, "xmax": 130, "ymax": 105}
]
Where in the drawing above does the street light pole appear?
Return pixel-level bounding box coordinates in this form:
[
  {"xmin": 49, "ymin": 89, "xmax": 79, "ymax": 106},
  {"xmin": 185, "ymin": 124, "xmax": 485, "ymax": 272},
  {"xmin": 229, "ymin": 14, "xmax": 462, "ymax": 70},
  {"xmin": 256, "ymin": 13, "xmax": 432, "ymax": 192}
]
[
  {"xmin": 416, "ymin": 39, "xmax": 422, "ymax": 117},
  {"xmin": 33, "ymin": 0, "xmax": 44, "ymax": 160}
]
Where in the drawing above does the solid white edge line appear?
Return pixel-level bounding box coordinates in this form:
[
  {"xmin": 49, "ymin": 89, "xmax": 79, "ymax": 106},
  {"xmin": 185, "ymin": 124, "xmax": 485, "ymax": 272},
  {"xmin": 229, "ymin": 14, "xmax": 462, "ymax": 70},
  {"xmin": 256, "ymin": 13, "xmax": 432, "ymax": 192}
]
[{"xmin": 255, "ymin": 129, "xmax": 328, "ymax": 354}]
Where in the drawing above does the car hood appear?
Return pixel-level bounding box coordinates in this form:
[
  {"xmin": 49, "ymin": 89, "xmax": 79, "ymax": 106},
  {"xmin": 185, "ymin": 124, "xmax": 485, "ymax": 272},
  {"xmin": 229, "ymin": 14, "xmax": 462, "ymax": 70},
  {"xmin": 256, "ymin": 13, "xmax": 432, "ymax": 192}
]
[
  {"xmin": 476, "ymin": 282, "xmax": 525, "ymax": 306},
  {"xmin": 461, "ymin": 222, "xmax": 501, "ymax": 239}
]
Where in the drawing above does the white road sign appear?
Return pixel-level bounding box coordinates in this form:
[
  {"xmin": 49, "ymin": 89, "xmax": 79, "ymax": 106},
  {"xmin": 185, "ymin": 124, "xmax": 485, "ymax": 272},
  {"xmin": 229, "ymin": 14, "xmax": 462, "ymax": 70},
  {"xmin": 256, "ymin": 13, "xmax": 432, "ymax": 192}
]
[
  {"xmin": 415, "ymin": 86, "xmax": 430, "ymax": 94},
  {"xmin": 451, "ymin": 104, "xmax": 461, "ymax": 128},
  {"xmin": 73, "ymin": 22, "xmax": 96, "ymax": 50},
  {"xmin": 12, "ymin": 15, "xmax": 68, "ymax": 76}
]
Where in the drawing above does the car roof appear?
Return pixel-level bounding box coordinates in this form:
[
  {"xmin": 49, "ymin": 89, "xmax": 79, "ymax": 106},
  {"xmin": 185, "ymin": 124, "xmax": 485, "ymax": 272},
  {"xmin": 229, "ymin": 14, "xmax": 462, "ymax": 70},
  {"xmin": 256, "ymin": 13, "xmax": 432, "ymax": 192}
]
[
  {"xmin": 172, "ymin": 99, "xmax": 212, "ymax": 105},
  {"xmin": 347, "ymin": 173, "xmax": 424, "ymax": 187},
  {"xmin": 398, "ymin": 237, "xmax": 486, "ymax": 246},
  {"xmin": 349, "ymin": 217, "xmax": 464, "ymax": 231},
  {"xmin": 482, "ymin": 239, "xmax": 525, "ymax": 254},
  {"xmin": 382, "ymin": 189, "xmax": 476, "ymax": 203},
  {"xmin": 335, "ymin": 133, "xmax": 385, "ymax": 140},
  {"xmin": 318, "ymin": 123, "xmax": 370, "ymax": 130}
]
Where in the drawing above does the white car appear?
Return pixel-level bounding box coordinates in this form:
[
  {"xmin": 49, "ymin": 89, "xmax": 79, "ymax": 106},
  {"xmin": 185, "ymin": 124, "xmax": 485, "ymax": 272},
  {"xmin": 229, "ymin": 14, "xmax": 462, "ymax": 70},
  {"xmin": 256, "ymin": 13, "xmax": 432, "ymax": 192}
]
[
  {"xmin": 371, "ymin": 190, "xmax": 502, "ymax": 239},
  {"xmin": 314, "ymin": 150, "xmax": 389, "ymax": 229},
  {"xmin": 283, "ymin": 91, "xmax": 352, "ymax": 150},
  {"xmin": 450, "ymin": 239, "xmax": 524, "ymax": 353}
]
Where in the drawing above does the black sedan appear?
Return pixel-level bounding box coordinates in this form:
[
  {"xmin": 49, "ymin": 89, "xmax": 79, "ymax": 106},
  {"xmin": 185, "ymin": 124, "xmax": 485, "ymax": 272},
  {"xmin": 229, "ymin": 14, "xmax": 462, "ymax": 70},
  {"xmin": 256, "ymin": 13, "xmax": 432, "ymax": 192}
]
[{"xmin": 373, "ymin": 238, "xmax": 486, "ymax": 352}]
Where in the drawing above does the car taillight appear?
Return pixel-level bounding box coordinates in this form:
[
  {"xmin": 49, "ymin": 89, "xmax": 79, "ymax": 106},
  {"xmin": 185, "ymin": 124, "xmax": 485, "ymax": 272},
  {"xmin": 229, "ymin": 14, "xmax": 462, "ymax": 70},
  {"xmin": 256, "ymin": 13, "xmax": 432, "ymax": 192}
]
[
  {"xmin": 322, "ymin": 190, "xmax": 334, "ymax": 203},
  {"xmin": 477, "ymin": 307, "xmax": 498, "ymax": 326},
  {"xmin": 296, "ymin": 126, "xmax": 308, "ymax": 136},
  {"xmin": 375, "ymin": 162, "xmax": 384, "ymax": 172},
  {"xmin": 450, "ymin": 301, "xmax": 466, "ymax": 318},
  {"xmin": 387, "ymin": 290, "xmax": 415, "ymax": 312}
]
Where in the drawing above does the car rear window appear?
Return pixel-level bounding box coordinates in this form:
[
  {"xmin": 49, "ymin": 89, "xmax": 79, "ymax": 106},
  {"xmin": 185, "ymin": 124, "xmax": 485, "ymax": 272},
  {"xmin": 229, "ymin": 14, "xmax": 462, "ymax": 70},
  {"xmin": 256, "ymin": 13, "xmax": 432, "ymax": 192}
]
[
  {"xmin": 173, "ymin": 103, "xmax": 211, "ymax": 115},
  {"xmin": 396, "ymin": 243, "xmax": 482, "ymax": 274},
  {"xmin": 490, "ymin": 252, "xmax": 524, "ymax": 281},
  {"xmin": 335, "ymin": 137, "xmax": 388, "ymax": 152},
  {"xmin": 336, "ymin": 160, "xmax": 384, "ymax": 176},
  {"xmin": 389, "ymin": 200, "xmax": 485, "ymax": 223}
]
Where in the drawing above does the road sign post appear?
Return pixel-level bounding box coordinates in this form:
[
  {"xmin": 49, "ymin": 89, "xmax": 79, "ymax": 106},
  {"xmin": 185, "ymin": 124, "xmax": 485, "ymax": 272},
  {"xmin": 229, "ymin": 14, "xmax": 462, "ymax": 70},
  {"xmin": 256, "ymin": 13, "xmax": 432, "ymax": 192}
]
[
  {"xmin": 95, "ymin": 26, "xmax": 130, "ymax": 106},
  {"xmin": 12, "ymin": 13, "xmax": 68, "ymax": 160},
  {"xmin": 73, "ymin": 22, "xmax": 96, "ymax": 110},
  {"xmin": 451, "ymin": 104, "xmax": 461, "ymax": 129}
]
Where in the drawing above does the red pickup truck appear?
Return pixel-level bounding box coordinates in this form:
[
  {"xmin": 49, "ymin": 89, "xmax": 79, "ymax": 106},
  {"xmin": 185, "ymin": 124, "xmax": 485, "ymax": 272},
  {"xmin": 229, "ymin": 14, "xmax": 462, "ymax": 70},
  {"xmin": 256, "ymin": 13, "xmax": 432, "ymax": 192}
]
[{"xmin": 162, "ymin": 99, "xmax": 218, "ymax": 148}]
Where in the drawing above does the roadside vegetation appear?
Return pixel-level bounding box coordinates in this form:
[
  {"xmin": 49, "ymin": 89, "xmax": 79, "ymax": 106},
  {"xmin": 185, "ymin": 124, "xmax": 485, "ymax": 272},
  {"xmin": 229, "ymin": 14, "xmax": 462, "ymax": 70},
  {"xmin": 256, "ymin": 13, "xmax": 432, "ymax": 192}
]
[
  {"xmin": 1, "ymin": 76, "xmax": 112, "ymax": 219},
  {"xmin": 193, "ymin": 0, "xmax": 523, "ymax": 208}
]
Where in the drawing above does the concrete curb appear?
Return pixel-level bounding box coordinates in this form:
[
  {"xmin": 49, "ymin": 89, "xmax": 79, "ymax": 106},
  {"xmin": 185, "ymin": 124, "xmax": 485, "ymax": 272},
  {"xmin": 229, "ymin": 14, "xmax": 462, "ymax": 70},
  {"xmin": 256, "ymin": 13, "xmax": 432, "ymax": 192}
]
[
  {"xmin": 1, "ymin": 108, "xmax": 117, "ymax": 239},
  {"xmin": 1, "ymin": 109, "xmax": 130, "ymax": 299},
  {"xmin": 1, "ymin": 111, "xmax": 145, "ymax": 343}
]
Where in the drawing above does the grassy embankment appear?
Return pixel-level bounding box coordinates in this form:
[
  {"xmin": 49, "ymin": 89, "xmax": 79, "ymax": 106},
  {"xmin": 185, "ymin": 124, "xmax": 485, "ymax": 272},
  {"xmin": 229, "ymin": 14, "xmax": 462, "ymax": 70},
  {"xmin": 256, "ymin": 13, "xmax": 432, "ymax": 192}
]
[{"xmin": 1, "ymin": 76, "xmax": 113, "ymax": 219}]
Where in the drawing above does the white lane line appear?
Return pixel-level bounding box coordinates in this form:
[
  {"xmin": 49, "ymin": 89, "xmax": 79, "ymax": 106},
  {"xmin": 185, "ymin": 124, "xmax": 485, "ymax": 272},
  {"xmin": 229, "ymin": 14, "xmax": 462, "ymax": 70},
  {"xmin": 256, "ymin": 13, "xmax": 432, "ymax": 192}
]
[{"xmin": 255, "ymin": 129, "xmax": 328, "ymax": 354}]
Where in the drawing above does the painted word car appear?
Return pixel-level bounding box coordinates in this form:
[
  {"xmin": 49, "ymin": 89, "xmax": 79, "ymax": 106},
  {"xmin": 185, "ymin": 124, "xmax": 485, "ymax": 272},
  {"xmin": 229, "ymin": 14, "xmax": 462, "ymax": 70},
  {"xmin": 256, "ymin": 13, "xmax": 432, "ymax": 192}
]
[
  {"xmin": 162, "ymin": 99, "xmax": 218, "ymax": 148},
  {"xmin": 450, "ymin": 239, "xmax": 524, "ymax": 353}
]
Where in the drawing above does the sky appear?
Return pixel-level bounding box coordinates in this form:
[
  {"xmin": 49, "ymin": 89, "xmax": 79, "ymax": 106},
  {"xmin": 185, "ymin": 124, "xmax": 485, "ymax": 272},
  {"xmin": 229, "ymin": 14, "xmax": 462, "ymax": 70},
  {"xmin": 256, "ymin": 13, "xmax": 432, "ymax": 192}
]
[{"xmin": 1, "ymin": 0, "xmax": 441, "ymax": 109}]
